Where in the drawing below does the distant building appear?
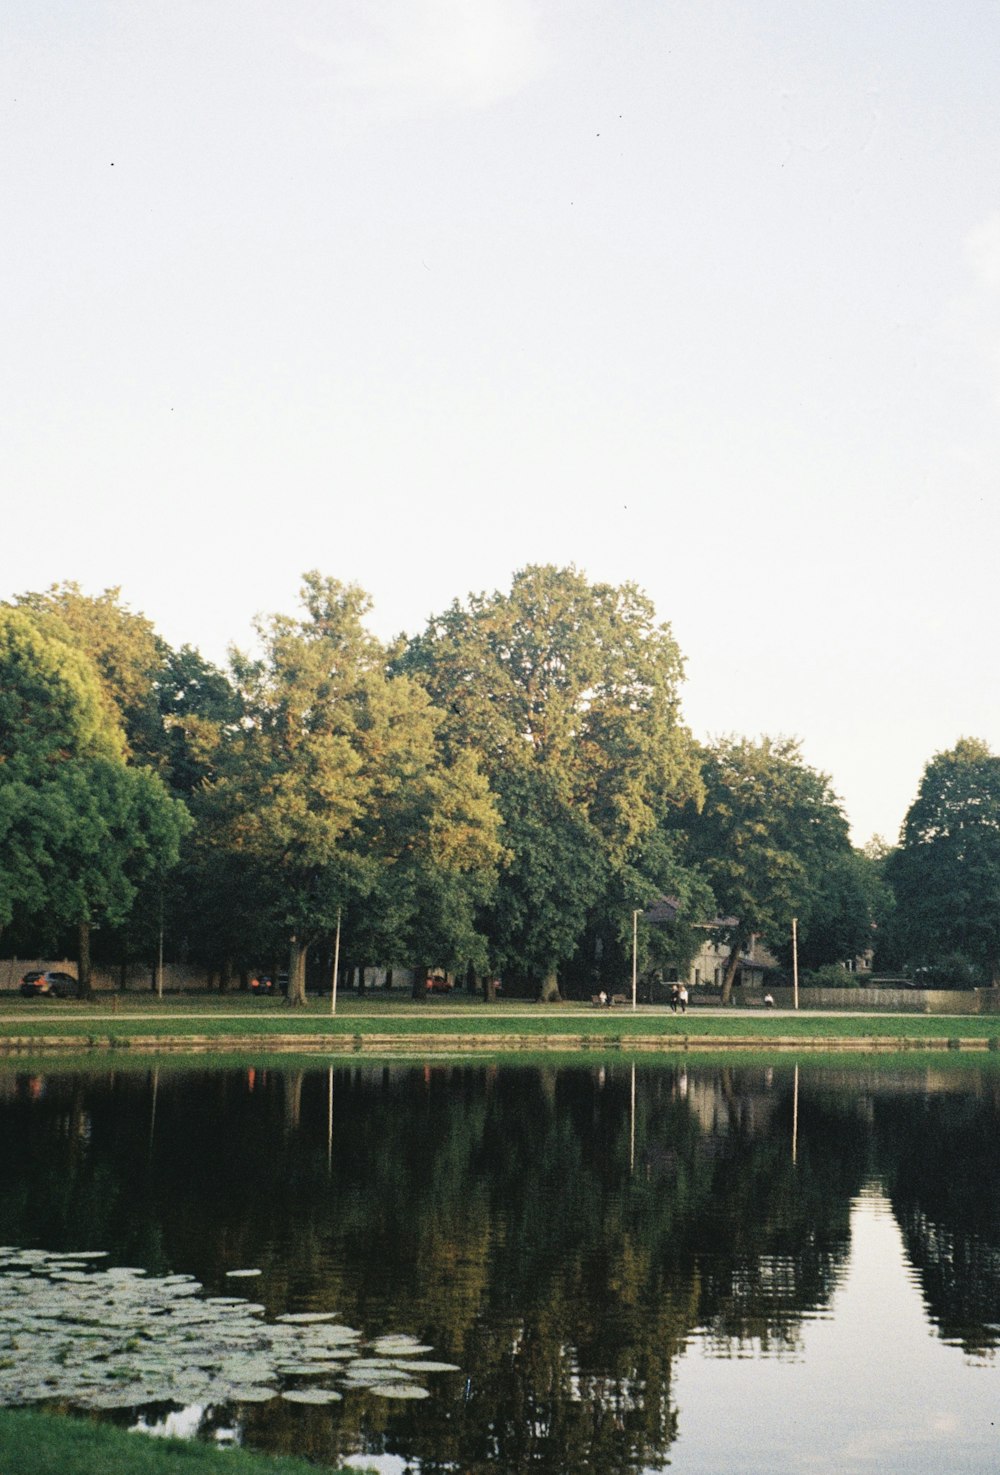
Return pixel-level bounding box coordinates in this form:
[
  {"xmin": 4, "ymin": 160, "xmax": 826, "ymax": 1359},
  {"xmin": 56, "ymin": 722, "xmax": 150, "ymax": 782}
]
[{"xmin": 687, "ymin": 923, "xmax": 780, "ymax": 992}]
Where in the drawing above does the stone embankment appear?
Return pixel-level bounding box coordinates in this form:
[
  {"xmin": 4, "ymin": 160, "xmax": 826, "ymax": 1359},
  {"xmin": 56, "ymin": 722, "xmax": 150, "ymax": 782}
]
[{"xmin": 1, "ymin": 1031, "xmax": 998, "ymax": 1056}]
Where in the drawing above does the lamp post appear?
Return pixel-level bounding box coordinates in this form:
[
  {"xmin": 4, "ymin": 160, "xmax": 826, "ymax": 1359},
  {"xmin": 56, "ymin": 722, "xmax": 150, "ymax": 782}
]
[
  {"xmin": 330, "ymin": 907, "xmax": 342, "ymax": 1016},
  {"xmin": 157, "ymin": 888, "xmax": 164, "ymax": 1000},
  {"xmin": 792, "ymin": 916, "xmax": 799, "ymax": 1011},
  {"xmin": 631, "ymin": 908, "xmax": 640, "ymax": 1011}
]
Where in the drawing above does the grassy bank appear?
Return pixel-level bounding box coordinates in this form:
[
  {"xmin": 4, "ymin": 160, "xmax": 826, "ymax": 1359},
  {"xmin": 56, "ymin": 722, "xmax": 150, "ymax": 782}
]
[
  {"xmin": 2, "ymin": 994, "xmax": 1000, "ymax": 1055},
  {"xmin": 0, "ymin": 1409, "xmax": 359, "ymax": 1475}
]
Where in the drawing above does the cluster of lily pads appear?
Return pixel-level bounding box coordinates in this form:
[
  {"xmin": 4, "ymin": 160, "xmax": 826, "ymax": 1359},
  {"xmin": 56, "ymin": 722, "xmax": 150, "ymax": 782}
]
[{"xmin": 0, "ymin": 1247, "xmax": 459, "ymax": 1412}]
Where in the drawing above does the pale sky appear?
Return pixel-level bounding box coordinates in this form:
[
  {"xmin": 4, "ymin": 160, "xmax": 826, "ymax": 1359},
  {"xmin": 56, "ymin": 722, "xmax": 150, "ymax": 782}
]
[{"xmin": 5, "ymin": 1, "xmax": 1000, "ymax": 845}]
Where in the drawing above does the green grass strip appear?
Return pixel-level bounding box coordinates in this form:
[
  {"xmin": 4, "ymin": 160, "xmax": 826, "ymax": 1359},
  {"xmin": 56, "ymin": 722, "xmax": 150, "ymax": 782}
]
[{"xmin": 3, "ymin": 997, "xmax": 1000, "ymax": 1052}]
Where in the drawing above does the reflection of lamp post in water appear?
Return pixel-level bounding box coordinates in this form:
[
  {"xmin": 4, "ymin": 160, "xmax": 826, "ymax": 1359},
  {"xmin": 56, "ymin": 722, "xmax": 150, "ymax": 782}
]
[{"xmin": 327, "ymin": 1065, "xmax": 334, "ymax": 1173}]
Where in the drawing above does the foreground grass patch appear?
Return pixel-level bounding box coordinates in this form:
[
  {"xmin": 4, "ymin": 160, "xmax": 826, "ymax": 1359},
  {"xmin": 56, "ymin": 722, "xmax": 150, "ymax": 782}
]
[{"xmin": 0, "ymin": 1408, "xmax": 358, "ymax": 1475}]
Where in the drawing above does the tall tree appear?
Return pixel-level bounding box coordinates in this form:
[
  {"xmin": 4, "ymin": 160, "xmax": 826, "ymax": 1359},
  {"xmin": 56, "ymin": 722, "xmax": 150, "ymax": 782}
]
[
  {"xmin": 683, "ymin": 736, "xmax": 852, "ymax": 1002},
  {"xmin": 400, "ymin": 565, "xmax": 703, "ymax": 997},
  {"xmin": 0, "ymin": 608, "xmax": 190, "ymax": 990},
  {"xmin": 213, "ymin": 573, "xmax": 503, "ymax": 1004},
  {"xmin": 890, "ymin": 737, "xmax": 1000, "ymax": 985},
  {"xmin": 14, "ymin": 582, "xmax": 166, "ymax": 765}
]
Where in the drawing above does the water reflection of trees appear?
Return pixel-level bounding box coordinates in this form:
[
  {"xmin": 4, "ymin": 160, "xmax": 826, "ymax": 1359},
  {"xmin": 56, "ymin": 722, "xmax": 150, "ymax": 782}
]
[
  {"xmin": 872, "ymin": 1080, "xmax": 1000, "ymax": 1357},
  {"xmin": 0, "ymin": 1061, "xmax": 964, "ymax": 1472}
]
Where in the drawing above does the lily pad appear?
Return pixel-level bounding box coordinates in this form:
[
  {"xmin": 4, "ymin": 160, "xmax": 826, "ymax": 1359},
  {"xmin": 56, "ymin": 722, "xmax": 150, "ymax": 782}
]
[
  {"xmin": 275, "ymin": 1312, "xmax": 339, "ymax": 1324},
  {"xmin": 282, "ymin": 1388, "xmax": 343, "ymax": 1404},
  {"xmin": 372, "ymin": 1336, "xmax": 432, "ymax": 1356},
  {"xmin": 391, "ymin": 1359, "xmax": 461, "ymax": 1373}
]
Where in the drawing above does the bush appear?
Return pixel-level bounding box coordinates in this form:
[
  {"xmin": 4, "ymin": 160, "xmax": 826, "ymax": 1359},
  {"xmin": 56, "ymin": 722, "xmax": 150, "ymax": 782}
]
[
  {"xmin": 911, "ymin": 954, "xmax": 985, "ymax": 990},
  {"xmin": 804, "ymin": 963, "xmax": 861, "ymax": 989}
]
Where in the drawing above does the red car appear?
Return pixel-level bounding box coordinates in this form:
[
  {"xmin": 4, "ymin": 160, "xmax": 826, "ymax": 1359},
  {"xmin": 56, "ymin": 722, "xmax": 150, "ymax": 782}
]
[
  {"xmin": 20, "ymin": 970, "xmax": 81, "ymax": 998},
  {"xmin": 425, "ymin": 971, "xmax": 454, "ymax": 994}
]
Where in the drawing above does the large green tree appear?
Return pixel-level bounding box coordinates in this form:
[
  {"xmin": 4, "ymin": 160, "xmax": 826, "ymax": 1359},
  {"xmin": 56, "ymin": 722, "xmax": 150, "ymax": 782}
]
[
  {"xmin": 0, "ymin": 608, "xmax": 190, "ymax": 990},
  {"xmin": 15, "ymin": 582, "xmax": 167, "ymax": 766},
  {"xmin": 890, "ymin": 737, "xmax": 1000, "ymax": 986},
  {"xmin": 401, "ymin": 565, "xmax": 704, "ymax": 997},
  {"xmin": 776, "ymin": 847, "xmax": 880, "ymax": 973},
  {"xmin": 683, "ymin": 736, "xmax": 853, "ymax": 1002},
  {"xmin": 212, "ymin": 573, "xmax": 503, "ymax": 1004}
]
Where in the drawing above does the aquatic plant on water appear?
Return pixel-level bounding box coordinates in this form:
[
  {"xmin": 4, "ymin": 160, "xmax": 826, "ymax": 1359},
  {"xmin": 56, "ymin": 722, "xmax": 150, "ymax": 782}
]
[{"xmin": 0, "ymin": 1247, "xmax": 458, "ymax": 1416}]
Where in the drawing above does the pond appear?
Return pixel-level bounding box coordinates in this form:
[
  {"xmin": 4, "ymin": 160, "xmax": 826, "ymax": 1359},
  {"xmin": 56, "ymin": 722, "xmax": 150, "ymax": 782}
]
[{"xmin": 1, "ymin": 1058, "xmax": 999, "ymax": 1473}]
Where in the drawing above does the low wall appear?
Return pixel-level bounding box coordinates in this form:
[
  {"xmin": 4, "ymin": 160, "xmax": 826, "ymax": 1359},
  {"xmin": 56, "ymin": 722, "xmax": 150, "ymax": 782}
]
[
  {"xmin": 0, "ymin": 959, "xmax": 212, "ymax": 993},
  {"xmin": 763, "ymin": 987, "xmax": 1000, "ymax": 1015},
  {"xmin": 1, "ymin": 960, "xmax": 415, "ymax": 994}
]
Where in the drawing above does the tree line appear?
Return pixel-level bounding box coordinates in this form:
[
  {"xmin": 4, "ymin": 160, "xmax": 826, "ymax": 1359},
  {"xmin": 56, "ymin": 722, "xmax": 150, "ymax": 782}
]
[{"xmin": 0, "ymin": 568, "xmax": 993, "ymax": 999}]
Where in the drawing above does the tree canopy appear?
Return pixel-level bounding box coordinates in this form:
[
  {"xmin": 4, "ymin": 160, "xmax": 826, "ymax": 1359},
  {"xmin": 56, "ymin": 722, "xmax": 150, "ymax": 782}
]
[
  {"xmin": 0, "ymin": 570, "xmax": 911, "ymax": 998},
  {"xmin": 0, "ymin": 608, "xmax": 190, "ymax": 984},
  {"xmin": 400, "ymin": 565, "xmax": 704, "ymax": 995},
  {"xmin": 210, "ymin": 573, "xmax": 504, "ymax": 1003},
  {"xmin": 891, "ymin": 737, "xmax": 1000, "ymax": 986},
  {"xmin": 682, "ymin": 736, "xmax": 853, "ymax": 1001}
]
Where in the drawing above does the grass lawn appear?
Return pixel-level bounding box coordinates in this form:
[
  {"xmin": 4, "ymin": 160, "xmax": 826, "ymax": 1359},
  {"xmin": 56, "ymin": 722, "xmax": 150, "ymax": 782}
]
[
  {"xmin": 0, "ymin": 1409, "xmax": 361, "ymax": 1475},
  {"xmin": 1, "ymin": 992, "xmax": 1000, "ymax": 1051}
]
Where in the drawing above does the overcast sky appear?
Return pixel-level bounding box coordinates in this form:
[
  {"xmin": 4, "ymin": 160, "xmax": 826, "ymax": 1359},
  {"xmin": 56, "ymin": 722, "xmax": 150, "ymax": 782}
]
[{"xmin": 5, "ymin": 1, "xmax": 1000, "ymax": 844}]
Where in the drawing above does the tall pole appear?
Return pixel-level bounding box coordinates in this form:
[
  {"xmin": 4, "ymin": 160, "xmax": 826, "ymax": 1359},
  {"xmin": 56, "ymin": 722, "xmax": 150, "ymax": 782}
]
[
  {"xmin": 792, "ymin": 916, "xmax": 799, "ymax": 1011},
  {"xmin": 631, "ymin": 909, "xmax": 639, "ymax": 1011},
  {"xmin": 157, "ymin": 889, "xmax": 164, "ymax": 1001},
  {"xmin": 330, "ymin": 907, "xmax": 342, "ymax": 1016}
]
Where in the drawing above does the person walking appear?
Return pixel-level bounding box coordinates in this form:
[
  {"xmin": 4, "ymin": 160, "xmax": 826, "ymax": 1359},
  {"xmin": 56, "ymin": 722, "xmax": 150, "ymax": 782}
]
[
  {"xmin": 670, "ymin": 983, "xmax": 679, "ymax": 1013},
  {"xmin": 678, "ymin": 983, "xmax": 688, "ymax": 1014}
]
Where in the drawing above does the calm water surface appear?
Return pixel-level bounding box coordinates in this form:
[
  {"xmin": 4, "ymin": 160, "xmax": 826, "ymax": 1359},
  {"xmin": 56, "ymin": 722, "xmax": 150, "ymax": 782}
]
[{"xmin": 1, "ymin": 1059, "xmax": 999, "ymax": 1473}]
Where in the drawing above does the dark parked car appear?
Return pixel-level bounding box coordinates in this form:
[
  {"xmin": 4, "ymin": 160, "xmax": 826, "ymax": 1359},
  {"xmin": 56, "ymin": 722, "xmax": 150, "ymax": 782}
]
[{"xmin": 20, "ymin": 970, "xmax": 82, "ymax": 998}]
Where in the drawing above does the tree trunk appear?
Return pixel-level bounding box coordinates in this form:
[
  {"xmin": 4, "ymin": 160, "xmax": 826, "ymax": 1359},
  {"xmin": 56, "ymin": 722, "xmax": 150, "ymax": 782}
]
[
  {"xmin": 538, "ymin": 968, "xmax": 561, "ymax": 1003},
  {"xmin": 219, "ymin": 956, "xmax": 234, "ymax": 995},
  {"xmin": 720, "ymin": 940, "xmax": 742, "ymax": 1005},
  {"xmin": 287, "ymin": 936, "xmax": 309, "ymax": 1006},
  {"xmin": 78, "ymin": 920, "xmax": 93, "ymax": 1000}
]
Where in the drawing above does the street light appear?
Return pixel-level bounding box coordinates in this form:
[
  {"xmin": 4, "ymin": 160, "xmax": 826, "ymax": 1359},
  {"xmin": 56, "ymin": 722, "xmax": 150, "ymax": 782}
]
[
  {"xmin": 631, "ymin": 909, "xmax": 640, "ymax": 1011},
  {"xmin": 631, "ymin": 897, "xmax": 679, "ymax": 1010},
  {"xmin": 330, "ymin": 907, "xmax": 342, "ymax": 1016}
]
